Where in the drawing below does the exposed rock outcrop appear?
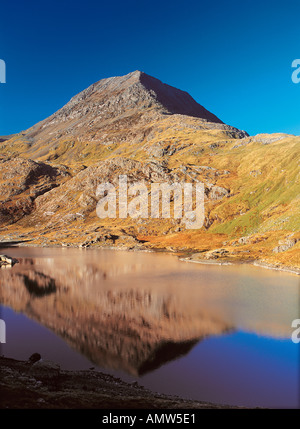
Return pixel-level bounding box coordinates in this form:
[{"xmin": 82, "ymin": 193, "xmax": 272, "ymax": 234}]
[{"xmin": 0, "ymin": 254, "xmax": 18, "ymax": 267}]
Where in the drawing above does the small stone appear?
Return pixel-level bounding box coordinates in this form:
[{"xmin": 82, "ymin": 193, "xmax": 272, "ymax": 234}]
[{"xmin": 238, "ymin": 236, "xmax": 250, "ymax": 245}]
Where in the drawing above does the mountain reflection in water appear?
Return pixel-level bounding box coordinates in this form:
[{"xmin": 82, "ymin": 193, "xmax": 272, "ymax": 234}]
[{"xmin": 0, "ymin": 247, "xmax": 298, "ymax": 377}]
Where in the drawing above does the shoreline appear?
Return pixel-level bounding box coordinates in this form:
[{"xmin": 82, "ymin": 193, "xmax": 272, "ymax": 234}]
[
  {"xmin": 179, "ymin": 256, "xmax": 300, "ymax": 276},
  {"xmin": 251, "ymin": 260, "xmax": 300, "ymax": 276},
  {"xmin": 1, "ymin": 239, "xmax": 299, "ymax": 276},
  {"xmin": 0, "ymin": 356, "xmax": 243, "ymax": 409}
]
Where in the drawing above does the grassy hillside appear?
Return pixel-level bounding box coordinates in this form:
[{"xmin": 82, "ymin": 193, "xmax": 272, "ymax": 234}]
[{"xmin": 1, "ymin": 112, "xmax": 299, "ymax": 271}]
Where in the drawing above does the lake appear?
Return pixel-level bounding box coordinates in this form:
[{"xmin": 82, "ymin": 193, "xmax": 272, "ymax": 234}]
[{"xmin": 0, "ymin": 247, "xmax": 299, "ymax": 408}]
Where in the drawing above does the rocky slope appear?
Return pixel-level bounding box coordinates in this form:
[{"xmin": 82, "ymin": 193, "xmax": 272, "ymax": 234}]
[{"xmin": 0, "ymin": 71, "xmax": 299, "ymax": 270}]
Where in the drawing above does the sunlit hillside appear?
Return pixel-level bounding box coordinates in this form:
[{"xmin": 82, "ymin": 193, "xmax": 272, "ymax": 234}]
[{"xmin": 1, "ymin": 71, "xmax": 299, "ymax": 271}]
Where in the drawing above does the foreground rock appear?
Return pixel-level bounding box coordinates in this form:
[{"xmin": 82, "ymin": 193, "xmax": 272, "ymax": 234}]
[
  {"xmin": 0, "ymin": 356, "xmax": 242, "ymax": 409},
  {"xmin": 29, "ymin": 359, "xmax": 61, "ymax": 379}
]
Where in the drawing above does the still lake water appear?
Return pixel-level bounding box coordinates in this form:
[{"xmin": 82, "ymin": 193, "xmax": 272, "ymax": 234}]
[{"xmin": 0, "ymin": 247, "xmax": 299, "ymax": 408}]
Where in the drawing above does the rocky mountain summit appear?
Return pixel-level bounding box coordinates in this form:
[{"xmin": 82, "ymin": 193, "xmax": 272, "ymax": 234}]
[
  {"xmin": 48, "ymin": 69, "xmax": 224, "ymax": 124},
  {"xmin": 0, "ymin": 71, "xmax": 299, "ymax": 270},
  {"xmin": 0, "ymin": 71, "xmax": 247, "ymax": 162}
]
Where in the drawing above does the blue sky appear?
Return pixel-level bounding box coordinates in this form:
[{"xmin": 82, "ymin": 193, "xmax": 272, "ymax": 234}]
[{"xmin": 0, "ymin": 0, "xmax": 299, "ymax": 136}]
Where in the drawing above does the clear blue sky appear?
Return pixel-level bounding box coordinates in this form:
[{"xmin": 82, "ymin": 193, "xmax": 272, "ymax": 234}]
[{"xmin": 0, "ymin": 0, "xmax": 299, "ymax": 136}]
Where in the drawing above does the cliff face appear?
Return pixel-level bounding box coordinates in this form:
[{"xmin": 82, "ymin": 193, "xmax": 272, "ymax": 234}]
[
  {"xmin": 0, "ymin": 158, "xmax": 70, "ymax": 225},
  {"xmin": 0, "ymin": 71, "xmax": 299, "ymax": 269}
]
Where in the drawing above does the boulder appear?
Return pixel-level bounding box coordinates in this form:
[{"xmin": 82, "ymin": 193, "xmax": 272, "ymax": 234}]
[
  {"xmin": 208, "ymin": 185, "xmax": 229, "ymax": 201},
  {"xmin": 238, "ymin": 236, "xmax": 251, "ymax": 245},
  {"xmin": 29, "ymin": 360, "xmax": 60, "ymax": 378},
  {"xmin": 273, "ymin": 237, "xmax": 299, "ymax": 253},
  {"xmin": 0, "ymin": 254, "xmax": 19, "ymax": 266},
  {"xmin": 28, "ymin": 353, "xmax": 42, "ymax": 364},
  {"xmin": 204, "ymin": 248, "xmax": 230, "ymax": 259}
]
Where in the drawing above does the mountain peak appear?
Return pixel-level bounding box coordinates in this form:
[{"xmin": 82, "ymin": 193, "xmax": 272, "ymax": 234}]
[
  {"xmin": 21, "ymin": 70, "xmax": 233, "ymax": 148},
  {"xmin": 66, "ymin": 70, "xmax": 223, "ymax": 123},
  {"xmin": 127, "ymin": 69, "xmax": 144, "ymax": 78}
]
